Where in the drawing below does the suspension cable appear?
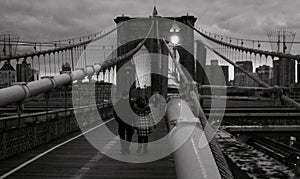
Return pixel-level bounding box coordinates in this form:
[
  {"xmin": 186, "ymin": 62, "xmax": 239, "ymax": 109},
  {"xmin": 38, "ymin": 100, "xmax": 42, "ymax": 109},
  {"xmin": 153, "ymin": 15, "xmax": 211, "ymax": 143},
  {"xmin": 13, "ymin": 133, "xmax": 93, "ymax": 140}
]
[
  {"xmin": 196, "ymin": 27, "xmax": 300, "ymax": 44},
  {"xmin": 0, "ymin": 24, "xmax": 120, "ymax": 62},
  {"xmin": 190, "ymin": 25, "xmax": 300, "ymax": 61}
]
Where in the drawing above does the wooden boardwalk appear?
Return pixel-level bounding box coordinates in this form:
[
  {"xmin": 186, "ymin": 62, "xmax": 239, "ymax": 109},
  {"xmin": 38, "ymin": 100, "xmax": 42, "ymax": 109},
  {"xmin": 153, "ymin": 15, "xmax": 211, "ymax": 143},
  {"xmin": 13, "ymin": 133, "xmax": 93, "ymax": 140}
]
[{"xmin": 0, "ymin": 119, "xmax": 176, "ymax": 179}]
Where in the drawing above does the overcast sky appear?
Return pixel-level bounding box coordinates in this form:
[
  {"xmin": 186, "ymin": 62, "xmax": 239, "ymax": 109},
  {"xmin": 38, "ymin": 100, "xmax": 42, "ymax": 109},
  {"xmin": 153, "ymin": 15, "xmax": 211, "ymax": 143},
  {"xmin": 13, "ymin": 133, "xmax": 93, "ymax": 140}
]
[{"xmin": 1, "ymin": 0, "xmax": 299, "ymax": 42}]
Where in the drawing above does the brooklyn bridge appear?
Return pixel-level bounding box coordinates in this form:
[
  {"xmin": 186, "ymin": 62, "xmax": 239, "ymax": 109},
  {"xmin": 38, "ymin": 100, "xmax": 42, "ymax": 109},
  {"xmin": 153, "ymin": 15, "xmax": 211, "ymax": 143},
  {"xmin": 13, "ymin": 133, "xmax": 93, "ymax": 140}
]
[{"xmin": 0, "ymin": 5, "xmax": 300, "ymax": 179}]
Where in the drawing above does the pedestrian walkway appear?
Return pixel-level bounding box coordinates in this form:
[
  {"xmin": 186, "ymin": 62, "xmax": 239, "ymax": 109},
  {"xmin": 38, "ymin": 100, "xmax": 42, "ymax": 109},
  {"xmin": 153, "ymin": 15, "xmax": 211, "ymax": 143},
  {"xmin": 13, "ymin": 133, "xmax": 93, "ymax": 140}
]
[{"xmin": 0, "ymin": 118, "xmax": 176, "ymax": 179}]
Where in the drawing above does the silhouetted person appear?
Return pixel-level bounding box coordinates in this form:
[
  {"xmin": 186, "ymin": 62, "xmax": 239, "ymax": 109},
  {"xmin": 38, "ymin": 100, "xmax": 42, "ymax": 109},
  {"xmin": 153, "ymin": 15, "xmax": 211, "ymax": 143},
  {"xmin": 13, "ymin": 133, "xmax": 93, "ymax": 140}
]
[
  {"xmin": 134, "ymin": 96, "xmax": 156, "ymax": 154},
  {"xmin": 113, "ymin": 91, "xmax": 134, "ymax": 154}
]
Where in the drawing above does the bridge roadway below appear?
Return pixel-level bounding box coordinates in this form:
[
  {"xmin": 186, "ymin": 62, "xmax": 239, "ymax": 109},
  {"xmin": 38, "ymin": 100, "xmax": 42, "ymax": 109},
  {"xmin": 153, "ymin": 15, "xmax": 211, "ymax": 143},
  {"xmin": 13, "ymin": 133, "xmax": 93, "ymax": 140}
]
[{"xmin": 0, "ymin": 118, "xmax": 176, "ymax": 179}]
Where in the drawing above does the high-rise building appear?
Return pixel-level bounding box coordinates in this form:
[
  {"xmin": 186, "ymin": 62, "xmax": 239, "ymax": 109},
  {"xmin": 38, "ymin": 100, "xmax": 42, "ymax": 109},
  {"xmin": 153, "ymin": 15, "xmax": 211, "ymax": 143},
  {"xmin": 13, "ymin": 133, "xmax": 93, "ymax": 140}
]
[
  {"xmin": 17, "ymin": 60, "xmax": 33, "ymax": 82},
  {"xmin": 221, "ymin": 66, "xmax": 229, "ymax": 86},
  {"xmin": 234, "ymin": 61, "xmax": 257, "ymax": 87},
  {"xmin": 205, "ymin": 60, "xmax": 229, "ymax": 86},
  {"xmin": 267, "ymin": 29, "xmax": 296, "ymax": 87},
  {"xmin": 256, "ymin": 65, "xmax": 273, "ymax": 86},
  {"xmin": 195, "ymin": 40, "xmax": 206, "ymax": 85},
  {"xmin": 0, "ymin": 61, "xmax": 16, "ymax": 88},
  {"xmin": 273, "ymin": 58, "xmax": 295, "ymax": 87},
  {"xmin": 16, "ymin": 60, "xmax": 40, "ymax": 82}
]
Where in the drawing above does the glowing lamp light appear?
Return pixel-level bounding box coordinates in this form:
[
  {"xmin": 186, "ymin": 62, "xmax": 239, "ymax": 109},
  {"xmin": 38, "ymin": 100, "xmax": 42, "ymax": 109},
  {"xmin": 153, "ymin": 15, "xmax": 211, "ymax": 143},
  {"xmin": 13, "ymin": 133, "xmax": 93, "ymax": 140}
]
[
  {"xmin": 169, "ymin": 19, "xmax": 181, "ymax": 46},
  {"xmin": 171, "ymin": 35, "xmax": 180, "ymax": 46}
]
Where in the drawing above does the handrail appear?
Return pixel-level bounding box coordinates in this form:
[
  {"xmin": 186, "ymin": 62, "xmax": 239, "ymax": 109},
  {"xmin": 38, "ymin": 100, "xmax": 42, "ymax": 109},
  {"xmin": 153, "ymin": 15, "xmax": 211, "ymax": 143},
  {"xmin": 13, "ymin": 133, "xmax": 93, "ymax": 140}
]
[
  {"xmin": 164, "ymin": 39, "xmax": 234, "ymax": 179},
  {"xmin": 167, "ymin": 98, "xmax": 222, "ymax": 179},
  {"xmin": 0, "ymin": 63, "xmax": 101, "ymax": 107}
]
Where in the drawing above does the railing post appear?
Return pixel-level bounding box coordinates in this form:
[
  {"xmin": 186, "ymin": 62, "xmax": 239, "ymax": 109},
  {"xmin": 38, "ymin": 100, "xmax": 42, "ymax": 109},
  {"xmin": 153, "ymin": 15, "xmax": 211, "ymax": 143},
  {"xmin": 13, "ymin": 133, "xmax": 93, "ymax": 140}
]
[
  {"xmin": 71, "ymin": 48, "xmax": 75, "ymax": 71},
  {"xmin": 64, "ymin": 85, "xmax": 68, "ymax": 134},
  {"xmin": 16, "ymin": 102, "xmax": 23, "ymax": 125},
  {"xmin": 2, "ymin": 133, "xmax": 6, "ymax": 159},
  {"xmin": 33, "ymin": 122, "xmax": 37, "ymax": 147},
  {"xmin": 45, "ymin": 92, "xmax": 49, "ymax": 120},
  {"xmin": 16, "ymin": 99, "xmax": 24, "ymax": 156}
]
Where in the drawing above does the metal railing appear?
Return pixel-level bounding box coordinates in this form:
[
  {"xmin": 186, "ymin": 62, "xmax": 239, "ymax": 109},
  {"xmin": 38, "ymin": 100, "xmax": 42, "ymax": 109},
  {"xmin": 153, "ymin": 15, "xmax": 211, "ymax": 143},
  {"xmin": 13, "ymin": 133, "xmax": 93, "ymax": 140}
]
[{"xmin": 167, "ymin": 98, "xmax": 224, "ymax": 179}]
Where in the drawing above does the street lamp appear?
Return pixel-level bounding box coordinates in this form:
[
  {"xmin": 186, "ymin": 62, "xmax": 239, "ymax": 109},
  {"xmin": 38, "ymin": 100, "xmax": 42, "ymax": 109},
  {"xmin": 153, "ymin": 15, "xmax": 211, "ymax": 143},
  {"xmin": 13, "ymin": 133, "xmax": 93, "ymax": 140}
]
[
  {"xmin": 169, "ymin": 19, "xmax": 181, "ymax": 46},
  {"xmin": 169, "ymin": 19, "xmax": 181, "ymax": 81}
]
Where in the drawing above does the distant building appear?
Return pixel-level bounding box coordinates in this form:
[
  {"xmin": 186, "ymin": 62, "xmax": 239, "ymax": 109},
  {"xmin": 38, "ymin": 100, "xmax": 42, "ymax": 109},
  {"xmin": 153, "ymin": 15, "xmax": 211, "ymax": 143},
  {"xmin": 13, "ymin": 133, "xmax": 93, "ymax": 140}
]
[
  {"xmin": 256, "ymin": 65, "xmax": 273, "ymax": 86},
  {"xmin": 221, "ymin": 66, "xmax": 229, "ymax": 85},
  {"xmin": 0, "ymin": 61, "xmax": 16, "ymax": 88},
  {"xmin": 205, "ymin": 60, "xmax": 229, "ymax": 86},
  {"xmin": 236, "ymin": 61, "xmax": 253, "ymax": 72},
  {"xmin": 267, "ymin": 28, "xmax": 296, "ymax": 87},
  {"xmin": 273, "ymin": 58, "xmax": 295, "ymax": 87},
  {"xmin": 234, "ymin": 61, "xmax": 257, "ymax": 87},
  {"xmin": 195, "ymin": 40, "xmax": 207, "ymax": 85},
  {"xmin": 17, "ymin": 60, "xmax": 33, "ymax": 82},
  {"xmin": 32, "ymin": 69, "xmax": 40, "ymax": 81}
]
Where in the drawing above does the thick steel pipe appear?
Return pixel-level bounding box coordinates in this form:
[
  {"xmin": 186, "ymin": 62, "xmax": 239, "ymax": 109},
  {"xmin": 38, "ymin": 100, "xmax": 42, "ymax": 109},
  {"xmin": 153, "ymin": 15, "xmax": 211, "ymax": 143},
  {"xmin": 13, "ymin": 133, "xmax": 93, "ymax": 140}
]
[
  {"xmin": 0, "ymin": 85, "xmax": 28, "ymax": 107},
  {"xmin": 86, "ymin": 65, "xmax": 95, "ymax": 76},
  {"xmin": 71, "ymin": 69, "xmax": 86, "ymax": 81},
  {"xmin": 27, "ymin": 78, "xmax": 55, "ymax": 97},
  {"xmin": 0, "ymin": 64, "xmax": 100, "ymax": 107},
  {"xmin": 167, "ymin": 98, "xmax": 221, "ymax": 179},
  {"xmin": 53, "ymin": 73, "xmax": 72, "ymax": 87}
]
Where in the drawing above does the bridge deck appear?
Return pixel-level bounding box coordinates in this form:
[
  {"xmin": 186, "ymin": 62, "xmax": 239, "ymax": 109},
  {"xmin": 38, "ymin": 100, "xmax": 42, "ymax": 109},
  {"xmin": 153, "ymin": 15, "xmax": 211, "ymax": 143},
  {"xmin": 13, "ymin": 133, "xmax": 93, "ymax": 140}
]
[{"xmin": 0, "ymin": 119, "xmax": 176, "ymax": 179}]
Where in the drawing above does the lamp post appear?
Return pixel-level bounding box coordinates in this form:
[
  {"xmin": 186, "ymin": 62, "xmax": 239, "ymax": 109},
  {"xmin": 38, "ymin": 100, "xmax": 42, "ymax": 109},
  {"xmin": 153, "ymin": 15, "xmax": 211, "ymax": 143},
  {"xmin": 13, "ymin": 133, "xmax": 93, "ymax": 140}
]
[
  {"xmin": 169, "ymin": 19, "xmax": 181, "ymax": 81},
  {"xmin": 170, "ymin": 19, "xmax": 181, "ymax": 46}
]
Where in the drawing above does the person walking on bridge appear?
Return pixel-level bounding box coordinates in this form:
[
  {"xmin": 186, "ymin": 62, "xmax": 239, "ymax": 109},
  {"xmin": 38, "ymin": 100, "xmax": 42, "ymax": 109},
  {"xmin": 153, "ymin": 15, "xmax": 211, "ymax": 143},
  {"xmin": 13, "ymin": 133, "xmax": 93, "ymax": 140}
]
[
  {"xmin": 113, "ymin": 91, "xmax": 135, "ymax": 155},
  {"xmin": 134, "ymin": 96, "xmax": 156, "ymax": 154}
]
